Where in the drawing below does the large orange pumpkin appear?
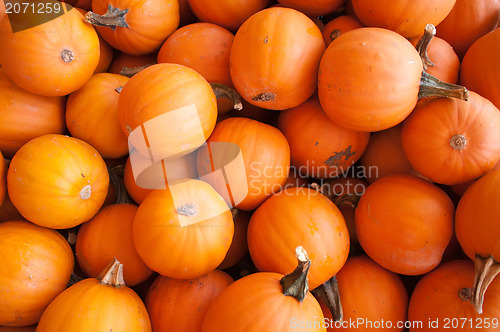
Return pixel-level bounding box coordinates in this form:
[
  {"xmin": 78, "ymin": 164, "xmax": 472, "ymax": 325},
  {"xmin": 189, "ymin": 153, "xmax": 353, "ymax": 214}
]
[
  {"xmin": 7, "ymin": 134, "xmax": 109, "ymax": 229},
  {"xmin": 146, "ymin": 270, "xmax": 234, "ymax": 331},
  {"xmin": 0, "ymin": 221, "xmax": 74, "ymax": 326},
  {"xmin": 230, "ymin": 7, "xmax": 325, "ymax": 110},
  {"xmin": 87, "ymin": 0, "xmax": 179, "ymax": 55},
  {"xmin": 355, "ymin": 174, "xmax": 455, "ymax": 275},
  {"xmin": 36, "ymin": 259, "xmax": 152, "ymax": 331},
  {"xmin": 0, "ymin": 4, "xmax": 99, "ymax": 96},
  {"xmin": 133, "ymin": 179, "xmax": 234, "ymax": 279}
]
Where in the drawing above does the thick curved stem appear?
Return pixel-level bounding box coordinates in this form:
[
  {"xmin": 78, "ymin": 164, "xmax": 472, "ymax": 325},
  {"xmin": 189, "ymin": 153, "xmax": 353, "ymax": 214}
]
[
  {"xmin": 419, "ymin": 71, "xmax": 469, "ymax": 101},
  {"xmin": 415, "ymin": 24, "xmax": 436, "ymax": 70},
  {"xmin": 312, "ymin": 276, "xmax": 343, "ymax": 322},
  {"xmin": 210, "ymin": 83, "xmax": 243, "ymax": 111},
  {"xmin": 99, "ymin": 258, "xmax": 126, "ymax": 287},
  {"xmin": 280, "ymin": 246, "xmax": 311, "ymax": 303},
  {"xmin": 85, "ymin": 4, "xmax": 129, "ymax": 30},
  {"xmin": 471, "ymin": 255, "xmax": 500, "ymax": 314}
]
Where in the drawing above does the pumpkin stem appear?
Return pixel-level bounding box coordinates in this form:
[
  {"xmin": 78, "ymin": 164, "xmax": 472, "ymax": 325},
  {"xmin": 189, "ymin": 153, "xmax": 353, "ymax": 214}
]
[
  {"xmin": 449, "ymin": 134, "xmax": 466, "ymax": 150},
  {"xmin": 334, "ymin": 193, "xmax": 361, "ymax": 208},
  {"xmin": 310, "ymin": 182, "xmax": 327, "ymax": 195},
  {"xmin": 418, "ymin": 71, "xmax": 469, "ymax": 101},
  {"xmin": 415, "ymin": 24, "xmax": 436, "ymax": 70},
  {"xmin": 312, "ymin": 276, "xmax": 343, "ymax": 322},
  {"xmin": 230, "ymin": 208, "xmax": 239, "ymax": 219},
  {"xmin": 115, "ymin": 86, "xmax": 124, "ymax": 93},
  {"xmin": 80, "ymin": 184, "xmax": 92, "ymax": 200},
  {"xmin": 177, "ymin": 203, "xmax": 197, "ymax": 216},
  {"xmin": 470, "ymin": 254, "xmax": 500, "ymax": 314},
  {"xmin": 60, "ymin": 49, "xmax": 75, "ymax": 63},
  {"xmin": 458, "ymin": 287, "xmax": 473, "ymax": 302},
  {"xmin": 252, "ymin": 92, "xmax": 276, "ymax": 102},
  {"xmin": 85, "ymin": 4, "xmax": 129, "ymax": 30},
  {"xmin": 330, "ymin": 29, "xmax": 341, "ymax": 42},
  {"xmin": 280, "ymin": 246, "xmax": 311, "ymax": 302},
  {"xmin": 99, "ymin": 258, "xmax": 126, "ymax": 287},
  {"xmin": 210, "ymin": 83, "xmax": 243, "ymax": 111},
  {"xmin": 67, "ymin": 272, "xmax": 84, "ymax": 287},
  {"xmin": 119, "ymin": 63, "xmax": 156, "ymax": 78},
  {"xmin": 108, "ymin": 165, "xmax": 133, "ymax": 205}
]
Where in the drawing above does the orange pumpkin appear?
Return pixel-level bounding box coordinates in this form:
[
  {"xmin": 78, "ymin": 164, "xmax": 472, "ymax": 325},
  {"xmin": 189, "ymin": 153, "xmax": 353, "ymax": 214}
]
[
  {"xmin": 455, "ymin": 170, "xmax": 500, "ymax": 314},
  {"xmin": 322, "ymin": 15, "xmax": 363, "ymax": 47},
  {"xmin": 201, "ymin": 247, "xmax": 327, "ymax": 331},
  {"xmin": 118, "ymin": 63, "xmax": 217, "ymax": 161},
  {"xmin": 133, "ymin": 179, "xmax": 234, "ymax": 279},
  {"xmin": 188, "ymin": 0, "xmax": 268, "ymax": 31},
  {"xmin": 108, "ymin": 52, "xmax": 157, "ymax": 77},
  {"xmin": 277, "ymin": 0, "xmax": 345, "ymax": 16},
  {"xmin": 146, "ymin": 270, "xmax": 234, "ymax": 331},
  {"xmin": 36, "ymin": 259, "xmax": 151, "ymax": 331},
  {"xmin": 197, "ymin": 117, "xmax": 290, "ymax": 211},
  {"xmin": 351, "ymin": 0, "xmax": 456, "ymax": 38},
  {"xmin": 218, "ymin": 209, "xmax": 251, "ymax": 269},
  {"xmin": 0, "ymin": 221, "xmax": 74, "ymax": 326},
  {"xmin": 0, "ymin": 0, "xmax": 5, "ymax": 22},
  {"xmin": 278, "ymin": 96, "xmax": 370, "ymax": 179},
  {"xmin": 0, "ymin": 194, "xmax": 24, "ymax": 224},
  {"xmin": 66, "ymin": 73, "xmax": 129, "ymax": 159},
  {"xmin": 0, "ymin": 151, "xmax": 6, "ymax": 207},
  {"xmin": 408, "ymin": 260, "xmax": 500, "ymax": 331},
  {"xmin": 247, "ymin": 187, "xmax": 349, "ymax": 290},
  {"xmin": 401, "ymin": 91, "xmax": 500, "ymax": 185},
  {"xmin": 436, "ymin": 0, "xmax": 500, "ymax": 59},
  {"xmin": 87, "ymin": 0, "xmax": 179, "ymax": 55},
  {"xmin": 7, "ymin": 134, "xmax": 109, "ymax": 229},
  {"xmin": 230, "ymin": 7, "xmax": 325, "ymax": 110},
  {"xmin": 355, "ymin": 174, "xmax": 454, "ymax": 275},
  {"xmin": 0, "ymin": 5, "xmax": 99, "ymax": 96},
  {"xmin": 177, "ymin": 0, "xmax": 197, "ymax": 26},
  {"xmin": 94, "ymin": 33, "xmax": 114, "ymax": 73}
]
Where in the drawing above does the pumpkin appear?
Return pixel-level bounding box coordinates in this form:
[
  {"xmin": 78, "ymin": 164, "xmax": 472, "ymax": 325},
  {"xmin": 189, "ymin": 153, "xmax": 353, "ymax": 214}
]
[
  {"xmin": 320, "ymin": 255, "xmax": 409, "ymax": 331},
  {"xmin": 0, "ymin": 221, "xmax": 74, "ymax": 326},
  {"xmin": 351, "ymin": 0, "xmax": 456, "ymax": 38},
  {"xmin": 36, "ymin": 259, "xmax": 151, "ymax": 331},
  {"xmin": 318, "ymin": 26, "xmax": 468, "ymax": 132},
  {"xmin": 0, "ymin": 151, "xmax": 6, "ymax": 207},
  {"xmin": 436, "ymin": 0, "xmax": 500, "ymax": 59},
  {"xmin": 118, "ymin": 63, "xmax": 217, "ymax": 161},
  {"xmin": 230, "ymin": 7, "xmax": 326, "ymax": 110},
  {"xmin": 408, "ymin": 260, "xmax": 500, "ymax": 331},
  {"xmin": 86, "ymin": 0, "xmax": 179, "ymax": 55},
  {"xmin": 0, "ymin": 69, "xmax": 66, "ymax": 158},
  {"xmin": 196, "ymin": 117, "xmax": 290, "ymax": 211},
  {"xmin": 0, "ymin": 194, "xmax": 24, "ymax": 224},
  {"xmin": 460, "ymin": 28, "xmax": 500, "ymax": 110},
  {"xmin": 322, "ymin": 15, "xmax": 363, "ymax": 47},
  {"xmin": 201, "ymin": 247, "xmax": 327, "ymax": 331},
  {"xmin": 0, "ymin": 326, "xmax": 36, "ymax": 332},
  {"xmin": 0, "ymin": 0, "xmax": 5, "ymax": 22},
  {"xmin": 75, "ymin": 203, "xmax": 153, "ymax": 287},
  {"xmin": 247, "ymin": 187, "xmax": 349, "ymax": 290},
  {"xmin": 146, "ymin": 270, "xmax": 234, "ymax": 331},
  {"xmin": 0, "ymin": 4, "xmax": 99, "ymax": 96},
  {"xmin": 178, "ymin": 0, "xmax": 197, "ymax": 26},
  {"xmin": 355, "ymin": 174, "xmax": 454, "ymax": 275},
  {"xmin": 188, "ymin": 0, "xmax": 268, "ymax": 31},
  {"xmin": 282, "ymin": 169, "xmax": 310, "ymax": 191},
  {"xmin": 94, "ymin": 33, "xmax": 114, "ymax": 73},
  {"xmin": 401, "ymin": 91, "xmax": 500, "ymax": 185},
  {"xmin": 73, "ymin": 0, "xmax": 92, "ymax": 10},
  {"xmin": 455, "ymin": 170, "xmax": 500, "ymax": 314},
  {"xmin": 277, "ymin": 0, "xmax": 345, "ymax": 16},
  {"xmin": 7, "ymin": 134, "xmax": 109, "ymax": 229},
  {"xmin": 133, "ymin": 179, "xmax": 234, "ymax": 279},
  {"xmin": 278, "ymin": 96, "xmax": 370, "ymax": 179},
  {"xmin": 66, "ymin": 73, "xmax": 129, "ymax": 159},
  {"xmin": 123, "ymin": 157, "xmax": 153, "ymax": 205},
  {"xmin": 218, "ymin": 209, "xmax": 251, "ymax": 269},
  {"xmin": 108, "ymin": 52, "xmax": 157, "ymax": 77}
]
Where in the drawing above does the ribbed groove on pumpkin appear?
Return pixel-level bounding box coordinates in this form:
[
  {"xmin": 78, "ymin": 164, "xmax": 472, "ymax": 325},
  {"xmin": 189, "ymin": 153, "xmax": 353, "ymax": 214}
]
[
  {"xmin": 85, "ymin": 4, "xmax": 130, "ymax": 30},
  {"xmin": 60, "ymin": 49, "xmax": 75, "ymax": 63},
  {"xmin": 99, "ymin": 258, "xmax": 126, "ymax": 287},
  {"xmin": 312, "ymin": 276, "xmax": 343, "ymax": 322},
  {"xmin": 415, "ymin": 24, "xmax": 436, "ymax": 70},
  {"xmin": 119, "ymin": 63, "xmax": 156, "ymax": 78},
  {"xmin": 252, "ymin": 92, "xmax": 276, "ymax": 102},
  {"xmin": 177, "ymin": 203, "xmax": 197, "ymax": 216},
  {"xmin": 210, "ymin": 83, "xmax": 243, "ymax": 111},
  {"xmin": 80, "ymin": 184, "xmax": 92, "ymax": 200},
  {"xmin": 280, "ymin": 246, "xmax": 311, "ymax": 303},
  {"xmin": 471, "ymin": 254, "xmax": 500, "ymax": 314},
  {"xmin": 449, "ymin": 134, "xmax": 466, "ymax": 150}
]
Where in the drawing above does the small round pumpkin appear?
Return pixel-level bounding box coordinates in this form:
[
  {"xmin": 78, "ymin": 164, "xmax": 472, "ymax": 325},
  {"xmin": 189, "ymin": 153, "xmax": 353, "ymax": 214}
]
[
  {"xmin": 0, "ymin": 221, "xmax": 74, "ymax": 327},
  {"xmin": 322, "ymin": 15, "xmax": 363, "ymax": 47},
  {"xmin": 7, "ymin": 134, "xmax": 109, "ymax": 229}
]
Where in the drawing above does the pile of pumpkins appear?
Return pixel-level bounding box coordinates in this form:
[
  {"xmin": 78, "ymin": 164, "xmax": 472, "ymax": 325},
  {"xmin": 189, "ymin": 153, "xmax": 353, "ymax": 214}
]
[{"xmin": 0, "ymin": 0, "xmax": 499, "ymax": 331}]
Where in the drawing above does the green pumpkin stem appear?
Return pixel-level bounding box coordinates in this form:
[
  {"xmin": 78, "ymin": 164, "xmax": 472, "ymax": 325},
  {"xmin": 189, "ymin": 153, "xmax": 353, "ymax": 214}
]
[
  {"xmin": 210, "ymin": 83, "xmax": 243, "ymax": 111},
  {"xmin": 99, "ymin": 258, "xmax": 126, "ymax": 287},
  {"xmin": 418, "ymin": 71, "xmax": 469, "ymax": 100},
  {"xmin": 471, "ymin": 254, "xmax": 500, "ymax": 314},
  {"xmin": 119, "ymin": 63, "xmax": 156, "ymax": 78},
  {"xmin": 280, "ymin": 246, "xmax": 311, "ymax": 302},
  {"xmin": 312, "ymin": 276, "xmax": 343, "ymax": 322},
  {"xmin": 415, "ymin": 24, "xmax": 436, "ymax": 70},
  {"xmin": 85, "ymin": 4, "xmax": 129, "ymax": 30}
]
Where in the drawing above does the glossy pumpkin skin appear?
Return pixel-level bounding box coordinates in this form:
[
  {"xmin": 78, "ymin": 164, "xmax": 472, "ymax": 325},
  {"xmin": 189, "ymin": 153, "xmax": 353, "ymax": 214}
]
[
  {"xmin": 355, "ymin": 175, "xmax": 455, "ymax": 275},
  {"xmin": 322, "ymin": 15, "xmax": 363, "ymax": 47},
  {"xmin": 7, "ymin": 134, "xmax": 109, "ymax": 229},
  {"xmin": 436, "ymin": 0, "xmax": 500, "ymax": 59},
  {"xmin": 118, "ymin": 63, "xmax": 217, "ymax": 160},
  {"xmin": 218, "ymin": 209, "xmax": 251, "ymax": 269},
  {"xmin": 278, "ymin": 96, "xmax": 370, "ymax": 179},
  {"xmin": 351, "ymin": 0, "xmax": 456, "ymax": 38},
  {"xmin": 230, "ymin": 7, "xmax": 326, "ymax": 110},
  {"xmin": 408, "ymin": 260, "xmax": 500, "ymax": 331},
  {"xmin": 0, "ymin": 221, "xmax": 74, "ymax": 327},
  {"xmin": 75, "ymin": 204, "xmax": 153, "ymax": 286},
  {"xmin": 188, "ymin": 0, "xmax": 268, "ymax": 31},
  {"xmin": 158, "ymin": 22, "xmax": 234, "ymax": 87},
  {"xmin": 460, "ymin": 28, "xmax": 500, "ymax": 110},
  {"xmin": 248, "ymin": 187, "xmax": 349, "ymax": 290},
  {"xmin": 401, "ymin": 92, "xmax": 500, "ymax": 185},
  {"xmin": 197, "ymin": 117, "xmax": 290, "ymax": 211},
  {"xmin": 66, "ymin": 73, "xmax": 129, "ymax": 159},
  {"xmin": 277, "ymin": 0, "xmax": 344, "ymax": 16},
  {"xmin": 455, "ymin": 171, "xmax": 500, "ymax": 261},
  {"xmin": 321, "ymin": 255, "xmax": 408, "ymax": 331},
  {"xmin": 108, "ymin": 52, "xmax": 157, "ymax": 76},
  {"xmin": 201, "ymin": 272, "xmax": 326, "ymax": 332},
  {"xmin": 146, "ymin": 270, "xmax": 234, "ymax": 332},
  {"xmin": 318, "ymin": 27, "xmax": 423, "ymax": 132},
  {"xmin": 0, "ymin": 7, "xmax": 99, "ymax": 96},
  {"xmin": 133, "ymin": 179, "xmax": 234, "ymax": 279},
  {"xmin": 91, "ymin": 0, "xmax": 179, "ymax": 55}
]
